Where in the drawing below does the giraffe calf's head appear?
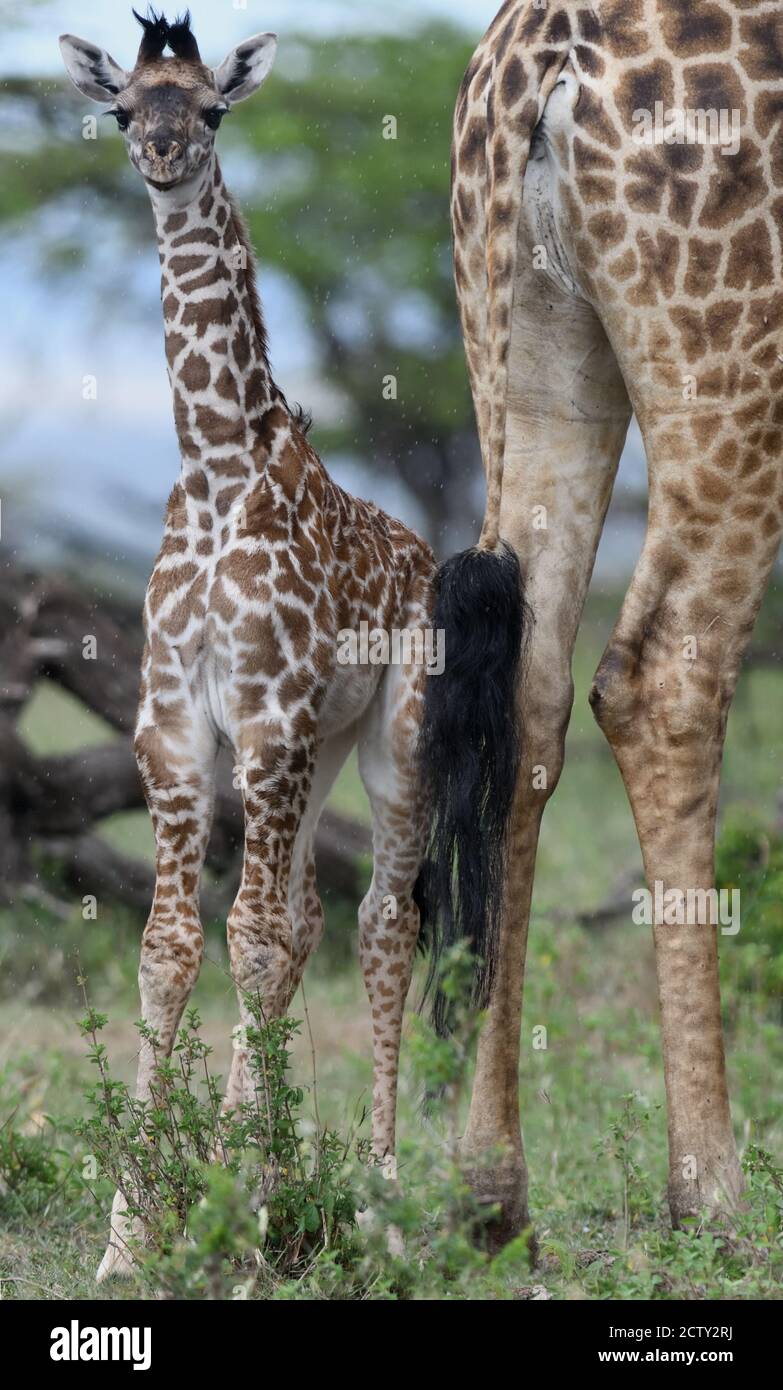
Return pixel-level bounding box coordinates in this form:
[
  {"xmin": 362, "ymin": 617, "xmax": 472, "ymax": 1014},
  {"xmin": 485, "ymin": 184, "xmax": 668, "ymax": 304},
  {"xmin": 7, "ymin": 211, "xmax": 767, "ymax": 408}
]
[{"xmin": 60, "ymin": 8, "xmax": 276, "ymax": 192}]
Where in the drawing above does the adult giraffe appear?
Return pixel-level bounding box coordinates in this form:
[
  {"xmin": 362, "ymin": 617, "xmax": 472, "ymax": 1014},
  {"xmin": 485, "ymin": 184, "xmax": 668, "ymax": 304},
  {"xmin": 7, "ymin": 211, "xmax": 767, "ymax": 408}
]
[{"xmin": 446, "ymin": 0, "xmax": 783, "ymax": 1248}]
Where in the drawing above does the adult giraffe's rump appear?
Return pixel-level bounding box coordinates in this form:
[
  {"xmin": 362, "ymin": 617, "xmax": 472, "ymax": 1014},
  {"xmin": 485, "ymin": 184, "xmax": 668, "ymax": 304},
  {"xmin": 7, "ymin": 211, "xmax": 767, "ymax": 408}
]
[{"xmin": 444, "ymin": 0, "xmax": 783, "ymax": 1247}]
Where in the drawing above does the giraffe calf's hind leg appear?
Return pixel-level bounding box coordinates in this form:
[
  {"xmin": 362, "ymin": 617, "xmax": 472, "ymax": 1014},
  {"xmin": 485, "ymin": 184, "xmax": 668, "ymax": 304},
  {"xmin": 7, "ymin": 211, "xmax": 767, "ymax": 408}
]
[{"xmin": 358, "ymin": 648, "xmax": 426, "ymax": 1173}]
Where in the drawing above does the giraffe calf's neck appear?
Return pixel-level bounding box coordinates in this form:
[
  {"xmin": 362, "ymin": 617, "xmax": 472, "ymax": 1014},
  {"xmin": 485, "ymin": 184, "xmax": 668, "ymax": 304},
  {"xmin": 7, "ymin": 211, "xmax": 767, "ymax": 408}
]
[{"xmin": 150, "ymin": 154, "xmax": 286, "ymax": 533}]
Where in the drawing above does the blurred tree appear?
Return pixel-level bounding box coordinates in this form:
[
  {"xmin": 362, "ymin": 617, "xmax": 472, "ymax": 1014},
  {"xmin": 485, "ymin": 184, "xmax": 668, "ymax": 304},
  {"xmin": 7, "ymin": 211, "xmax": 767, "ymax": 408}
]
[{"xmin": 0, "ymin": 25, "xmax": 483, "ymax": 548}]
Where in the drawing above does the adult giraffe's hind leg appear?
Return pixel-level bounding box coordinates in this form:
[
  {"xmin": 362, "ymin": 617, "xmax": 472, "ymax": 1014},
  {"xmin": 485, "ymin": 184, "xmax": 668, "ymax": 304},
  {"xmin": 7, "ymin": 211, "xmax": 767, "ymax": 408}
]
[
  {"xmin": 97, "ymin": 710, "xmax": 217, "ymax": 1282},
  {"xmin": 590, "ymin": 407, "xmax": 781, "ymax": 1225},
  {"xmin": 460, "ymin": 194, "xmax": 631, "ymax": 1250}
]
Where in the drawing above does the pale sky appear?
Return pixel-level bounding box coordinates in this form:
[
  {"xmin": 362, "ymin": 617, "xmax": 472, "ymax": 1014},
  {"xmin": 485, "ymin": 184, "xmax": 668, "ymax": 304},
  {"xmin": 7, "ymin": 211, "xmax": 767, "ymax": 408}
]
[{"xmin": 5, "ymin": 0, "xmax": 500, "ymax": 74}]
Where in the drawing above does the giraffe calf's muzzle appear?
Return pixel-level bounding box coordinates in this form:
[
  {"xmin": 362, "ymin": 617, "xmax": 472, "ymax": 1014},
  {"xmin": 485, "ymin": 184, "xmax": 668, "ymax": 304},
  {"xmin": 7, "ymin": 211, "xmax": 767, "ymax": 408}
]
[{"xmin": 141, "ymin": 138, "xmax": 184, "ymax": 186}]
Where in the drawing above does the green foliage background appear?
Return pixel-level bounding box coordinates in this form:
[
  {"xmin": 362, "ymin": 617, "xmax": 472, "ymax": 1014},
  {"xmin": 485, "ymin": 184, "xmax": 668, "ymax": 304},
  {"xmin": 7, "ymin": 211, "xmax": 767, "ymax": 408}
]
[{"xmin": 0, "ymin": 26, "xmax": 480, "ymax": 539}]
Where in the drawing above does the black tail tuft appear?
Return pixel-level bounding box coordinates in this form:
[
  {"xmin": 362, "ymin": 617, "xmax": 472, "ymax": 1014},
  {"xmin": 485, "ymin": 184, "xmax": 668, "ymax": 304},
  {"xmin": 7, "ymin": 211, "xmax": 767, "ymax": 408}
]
[{"xmin": 418, "ymin": 541, "xmax": 529, "ymax": 1035}]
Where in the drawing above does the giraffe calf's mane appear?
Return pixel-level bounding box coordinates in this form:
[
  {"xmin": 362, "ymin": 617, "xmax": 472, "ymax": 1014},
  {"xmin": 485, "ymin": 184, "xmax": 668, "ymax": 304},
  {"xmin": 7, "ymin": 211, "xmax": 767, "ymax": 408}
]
[
  {"xmin": 225, "ymin": 196, "xmax": 313, "ymax": 435},
  {"xmin": 226, "ymin": 193, "xmax": 270, "ymax": 362}
]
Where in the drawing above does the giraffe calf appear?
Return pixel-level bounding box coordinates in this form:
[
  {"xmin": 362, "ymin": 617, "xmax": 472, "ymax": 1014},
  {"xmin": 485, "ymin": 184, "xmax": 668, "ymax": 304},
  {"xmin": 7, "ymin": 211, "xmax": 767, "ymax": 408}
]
[{"xmin": 58, "ymin": 9, "xmax": 431, "ymax": 1279}]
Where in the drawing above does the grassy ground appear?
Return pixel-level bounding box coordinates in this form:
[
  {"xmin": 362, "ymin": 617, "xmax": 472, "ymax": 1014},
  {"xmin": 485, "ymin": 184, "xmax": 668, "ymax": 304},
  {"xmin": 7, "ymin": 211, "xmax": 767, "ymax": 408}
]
[{"xmin": 1, "ymin": 588, "xmax": 782, "ymax": 1299}]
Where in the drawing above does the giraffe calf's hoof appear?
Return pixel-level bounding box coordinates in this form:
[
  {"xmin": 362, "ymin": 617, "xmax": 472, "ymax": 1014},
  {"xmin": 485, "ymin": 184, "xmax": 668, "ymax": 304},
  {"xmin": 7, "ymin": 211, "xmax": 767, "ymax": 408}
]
[
  {"xmin": 96, "ymin": 1188, "xmax": 142, "ymax": 1283},
  {"xmin": 355, "ymin": 1206, "xmax": 405, "ymax": 1258},
  {"xmin": 96, "ymin": 1240, "xmax": 136, "ymax": 1284}
]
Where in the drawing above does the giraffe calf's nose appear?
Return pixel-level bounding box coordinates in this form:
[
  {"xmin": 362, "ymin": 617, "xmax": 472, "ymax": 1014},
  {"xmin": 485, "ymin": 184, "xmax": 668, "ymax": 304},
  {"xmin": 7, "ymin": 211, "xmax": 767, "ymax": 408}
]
[{"xmin": 146, "ymin": 138, "xmax": 182, "ymax": 161}]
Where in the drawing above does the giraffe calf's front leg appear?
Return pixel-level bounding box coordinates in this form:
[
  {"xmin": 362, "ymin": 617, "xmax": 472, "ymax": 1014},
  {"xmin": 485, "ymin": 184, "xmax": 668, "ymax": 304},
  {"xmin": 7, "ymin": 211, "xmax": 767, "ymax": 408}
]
[
  {"xmin": 221, "ymin": 726, "xmax": 317, "ymax": 1112},
  {"xmin": 97, "ymin": 721, "xmax": 215, "ymax": 1281},
  {"xmin": 226, "ymin": 893, "xmax": 294, "ymax": 1108},
  {"xmin": 97, "ymin": 916, "xmax": 207, "ymax": 1282}
]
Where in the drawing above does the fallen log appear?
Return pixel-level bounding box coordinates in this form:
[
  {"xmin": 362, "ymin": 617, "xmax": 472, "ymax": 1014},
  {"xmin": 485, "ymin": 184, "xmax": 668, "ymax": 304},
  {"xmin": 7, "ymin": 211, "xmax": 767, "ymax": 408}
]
[{"xmin": 0, "ymin": 563, "xmax": 371, "ymax": 913}]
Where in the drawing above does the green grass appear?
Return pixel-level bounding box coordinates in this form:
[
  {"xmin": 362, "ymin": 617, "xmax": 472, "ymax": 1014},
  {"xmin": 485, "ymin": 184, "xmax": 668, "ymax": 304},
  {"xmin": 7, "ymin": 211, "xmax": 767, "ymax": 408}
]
[
  {"xmin": 1, "ymin": 905, "xmax": 781, "ymax": 1299},
  {"xmin": 1, "ymin": 588, "xmax": 782, "ymax": 1298}
]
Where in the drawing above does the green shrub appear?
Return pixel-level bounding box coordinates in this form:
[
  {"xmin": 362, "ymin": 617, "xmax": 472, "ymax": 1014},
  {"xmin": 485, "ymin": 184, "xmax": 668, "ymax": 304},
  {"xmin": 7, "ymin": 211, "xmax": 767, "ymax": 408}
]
[
  {"xmin": 70, "ymin": 945, "xmax": 536, "ymax": 1299},
  {"xmin": 716, "ymin": 817, "xmax": 783, "ymax": 1014}
]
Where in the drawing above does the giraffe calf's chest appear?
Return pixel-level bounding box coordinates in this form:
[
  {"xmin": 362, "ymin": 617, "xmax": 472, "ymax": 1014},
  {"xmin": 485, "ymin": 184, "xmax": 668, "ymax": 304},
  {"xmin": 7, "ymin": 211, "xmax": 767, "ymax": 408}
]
[{"xmin": 145, "ymin": 534, "xmax": 381, "ymax": 747}]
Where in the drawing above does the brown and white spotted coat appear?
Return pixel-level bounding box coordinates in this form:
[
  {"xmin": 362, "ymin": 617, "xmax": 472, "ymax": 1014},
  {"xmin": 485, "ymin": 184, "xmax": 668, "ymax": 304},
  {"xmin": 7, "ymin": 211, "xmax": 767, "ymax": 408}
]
[
  {"xmin": 452, "ymin": 0, "xmax": 783, "ymax": 1246},
  {"xmin": 61, "ymin": 16, "xmax": 434, "ymax": 1279}
]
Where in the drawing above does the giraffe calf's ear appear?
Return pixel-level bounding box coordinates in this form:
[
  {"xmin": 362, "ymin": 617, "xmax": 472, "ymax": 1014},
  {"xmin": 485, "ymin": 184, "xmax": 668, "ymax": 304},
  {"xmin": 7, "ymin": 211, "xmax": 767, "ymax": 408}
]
[
  {"xmin": 214, "ymin": 33, "xmax": 277, "ymax": 105},
  {"xmin": 59, "ymin": 34, "xmax": 129, "ymax": 103}
]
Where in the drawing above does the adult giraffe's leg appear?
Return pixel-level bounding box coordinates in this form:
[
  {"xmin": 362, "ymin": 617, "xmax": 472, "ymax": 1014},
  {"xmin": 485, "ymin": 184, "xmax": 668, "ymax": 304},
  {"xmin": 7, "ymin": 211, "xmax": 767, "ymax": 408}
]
[
  {"xmin": 461, "ymin": 234, "xmax": 631, "ymax": 1250},
  {"xmin": 590, "ymin": 410, "xmax": 782, "ymax": 1225},
  {"xmin": 97, "ymin": 710, "xmax": 217, "ymax": 1281}
]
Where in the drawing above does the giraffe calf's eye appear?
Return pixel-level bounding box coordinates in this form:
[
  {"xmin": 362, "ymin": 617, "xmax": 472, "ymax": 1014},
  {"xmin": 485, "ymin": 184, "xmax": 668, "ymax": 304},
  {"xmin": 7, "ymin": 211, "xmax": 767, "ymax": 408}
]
[
  {"xmin": 204, "ymin": 107, "xmax": 227, "ymax": 130},
  {"xmin": 113, "ymin": 110, "xmax": 130, "ymax": 131}
]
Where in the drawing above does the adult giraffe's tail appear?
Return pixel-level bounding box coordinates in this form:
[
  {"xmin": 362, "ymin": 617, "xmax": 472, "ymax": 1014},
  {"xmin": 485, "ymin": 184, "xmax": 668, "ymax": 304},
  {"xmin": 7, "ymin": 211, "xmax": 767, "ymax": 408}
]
[
  {"xmin": 417, "ymin": 5, "xmax": 572, "ymax": 1031},
  {"xmin": 417, "ymin": 543, "xmax": 528, "ymax": 1033}
]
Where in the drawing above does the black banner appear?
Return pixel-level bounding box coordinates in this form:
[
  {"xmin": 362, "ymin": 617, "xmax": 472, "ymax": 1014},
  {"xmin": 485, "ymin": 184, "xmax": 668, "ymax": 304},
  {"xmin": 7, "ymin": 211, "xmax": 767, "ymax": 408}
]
[{"xmin": 2, "ymin": 1296, "xmax": 777, "ymax": 1376}]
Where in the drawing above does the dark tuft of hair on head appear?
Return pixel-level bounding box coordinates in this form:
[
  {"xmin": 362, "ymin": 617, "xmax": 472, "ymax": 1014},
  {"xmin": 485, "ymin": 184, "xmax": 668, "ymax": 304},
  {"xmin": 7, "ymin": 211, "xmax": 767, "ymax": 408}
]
[
  {"xmin": 132, "ymin": 7, "xmax": 168, "ymax": 65},
  {"xmin": 132, "ymin": 8, "xmax": 201, "ymax": 66},
  {"xmin": 166, "ymin": 10, "xmax": 201, "ymax": 62}
]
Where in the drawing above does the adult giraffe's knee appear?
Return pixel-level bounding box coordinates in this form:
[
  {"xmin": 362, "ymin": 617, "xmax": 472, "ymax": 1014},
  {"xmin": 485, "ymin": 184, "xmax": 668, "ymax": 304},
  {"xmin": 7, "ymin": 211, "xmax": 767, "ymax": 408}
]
[
  {"xmin": 521, "ymin": 662, "xmax": 574, "ymax": 811},
  {"xmin": 588, "ymin": 637, "xmax": 642, "ymax": 745},
  {"xmin": 590, "ymin": 616, "xmax": 729, "ymax": 772}
]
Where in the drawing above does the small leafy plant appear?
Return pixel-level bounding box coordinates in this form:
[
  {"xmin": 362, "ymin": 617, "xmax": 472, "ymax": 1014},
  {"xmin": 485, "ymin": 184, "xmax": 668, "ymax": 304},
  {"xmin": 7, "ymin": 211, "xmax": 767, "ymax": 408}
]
[
  {"xmin": 596, "ymin": 1092, "xmax": 658, "ymax": 1243},
  {"xmin": 75, "ymin": 998, "xmax": 361, "ymax": 1297},
  {"xmin": 69, "ymin": 946, "xmax": 536, "ymax": 1299}
]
